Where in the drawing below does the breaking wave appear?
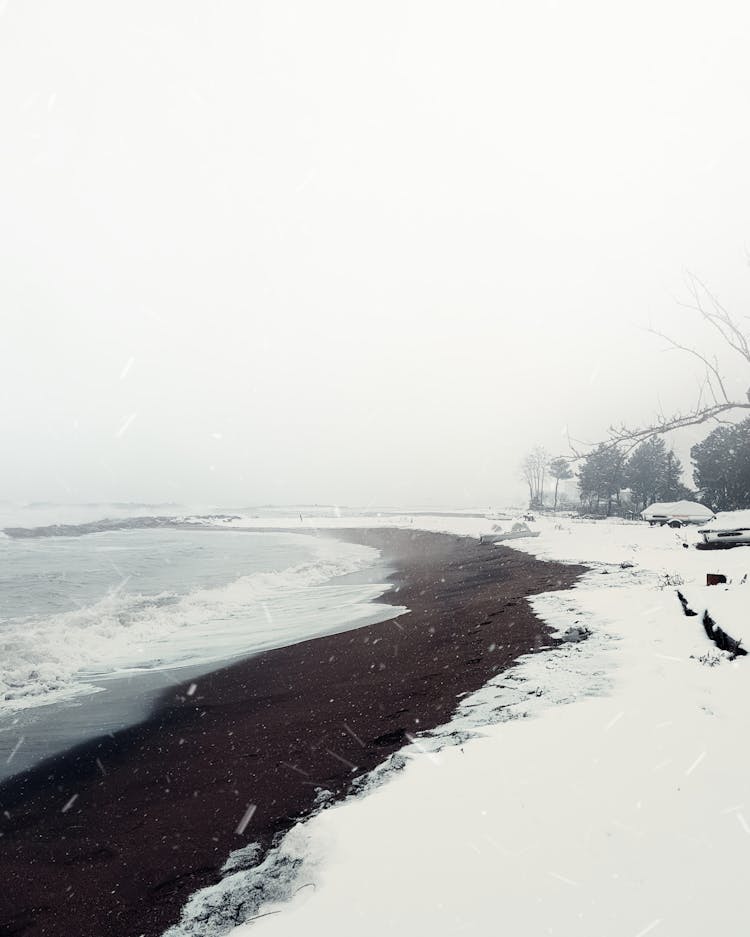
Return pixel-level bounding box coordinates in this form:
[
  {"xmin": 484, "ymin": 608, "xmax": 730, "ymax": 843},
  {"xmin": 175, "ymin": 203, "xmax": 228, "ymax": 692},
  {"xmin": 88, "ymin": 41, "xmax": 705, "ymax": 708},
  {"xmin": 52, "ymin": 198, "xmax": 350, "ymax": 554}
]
[{"xmin": 0, "ymin": 537, "xmax": 392, "ymax": 713}]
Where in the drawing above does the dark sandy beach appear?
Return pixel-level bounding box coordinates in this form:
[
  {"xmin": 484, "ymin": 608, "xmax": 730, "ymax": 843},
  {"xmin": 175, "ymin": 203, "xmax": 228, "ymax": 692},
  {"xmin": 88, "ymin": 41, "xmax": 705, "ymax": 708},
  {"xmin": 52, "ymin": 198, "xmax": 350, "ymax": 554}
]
[{"xmin": 0, "ymin": 528, "xmax": 584, "ymax": 937}]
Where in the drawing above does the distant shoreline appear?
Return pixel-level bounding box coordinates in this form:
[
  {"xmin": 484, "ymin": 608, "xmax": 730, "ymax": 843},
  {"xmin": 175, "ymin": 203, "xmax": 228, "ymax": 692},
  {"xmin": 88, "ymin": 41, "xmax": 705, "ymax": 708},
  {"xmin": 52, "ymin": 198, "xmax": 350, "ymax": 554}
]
[
  {"xmin": 1, "ymin": 509, "xmax": 492, "ymax": 539},
  {"xmin": 0, "ymin": 528, "xmax": 584, "ymax": 937}
]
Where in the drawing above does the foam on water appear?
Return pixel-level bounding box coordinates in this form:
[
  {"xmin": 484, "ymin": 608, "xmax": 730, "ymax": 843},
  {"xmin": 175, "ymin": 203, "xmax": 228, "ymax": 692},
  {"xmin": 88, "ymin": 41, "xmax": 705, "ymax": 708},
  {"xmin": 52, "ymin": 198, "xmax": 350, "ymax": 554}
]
[{"xmin": 0, "ymin": 528, "xmax": 399, "ymax": 716}]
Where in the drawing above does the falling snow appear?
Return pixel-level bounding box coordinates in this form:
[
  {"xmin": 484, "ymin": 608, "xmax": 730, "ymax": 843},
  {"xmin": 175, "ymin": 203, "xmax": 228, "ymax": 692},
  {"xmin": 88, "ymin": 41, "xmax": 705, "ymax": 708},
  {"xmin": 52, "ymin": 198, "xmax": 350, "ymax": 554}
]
[{"xmin": 162, "ymin": 510, "xmax": 750, "ymax": 937}]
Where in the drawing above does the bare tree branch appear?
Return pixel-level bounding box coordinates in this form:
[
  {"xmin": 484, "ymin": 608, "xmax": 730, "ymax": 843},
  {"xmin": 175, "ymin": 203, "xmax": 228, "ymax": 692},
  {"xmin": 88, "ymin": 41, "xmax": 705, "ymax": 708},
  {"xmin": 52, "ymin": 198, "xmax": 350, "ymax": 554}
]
[
  {"xmin": 572, "ymin": 275, "xmax": 750, "ymax": 460},
  {"xmin": 646, "ymin": 326, "xmax": 731, "ymax": 405}
]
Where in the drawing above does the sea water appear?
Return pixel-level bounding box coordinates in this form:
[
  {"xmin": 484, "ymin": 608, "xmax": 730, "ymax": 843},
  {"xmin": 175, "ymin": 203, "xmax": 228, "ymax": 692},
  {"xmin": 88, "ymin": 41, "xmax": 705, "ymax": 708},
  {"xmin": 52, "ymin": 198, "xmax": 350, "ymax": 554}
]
[{"xmin": 0, "ymin": 526, "xmax": 401, "ymax": 775}]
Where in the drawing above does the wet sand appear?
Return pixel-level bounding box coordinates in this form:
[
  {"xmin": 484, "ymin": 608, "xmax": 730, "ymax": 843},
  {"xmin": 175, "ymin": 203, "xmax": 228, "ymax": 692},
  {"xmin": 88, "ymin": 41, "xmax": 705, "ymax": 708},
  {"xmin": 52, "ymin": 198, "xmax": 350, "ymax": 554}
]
[
  {"xmin": 0, "ymin": 529, "xmax": 584, "ymax": 937},
  {"xmin": 0, "ymin": 549, "xmax": 398, "ymax": 783}
]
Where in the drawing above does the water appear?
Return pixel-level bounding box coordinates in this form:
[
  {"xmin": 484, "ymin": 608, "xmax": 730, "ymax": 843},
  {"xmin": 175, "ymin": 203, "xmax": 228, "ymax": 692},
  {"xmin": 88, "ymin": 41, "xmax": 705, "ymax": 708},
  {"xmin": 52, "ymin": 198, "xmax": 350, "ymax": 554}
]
[{"xmin": 0, "ymin": 527, "xmax": 402, "ymax": 776}]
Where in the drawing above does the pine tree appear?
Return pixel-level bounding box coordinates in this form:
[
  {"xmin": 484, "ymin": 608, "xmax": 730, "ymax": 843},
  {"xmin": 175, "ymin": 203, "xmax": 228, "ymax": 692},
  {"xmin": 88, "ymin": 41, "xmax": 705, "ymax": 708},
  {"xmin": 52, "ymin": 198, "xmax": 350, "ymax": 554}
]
[
  {"xmin": 548, "ymin": 457, "xmax": 574, "ymax": 512},
  {"xmin": 578, "ymin": 445, "xmax": 624, "ymax": 515},
  {"xmin": 692, "ymin": 419, "xmax": 750, "ymax": 510},
  {"xmin": 624, "ymin": 437, "xmax": 690, "ymax": 512},
  {"xmin": 624, "ymin": 437, "xmax": 668, "ymax": 512}
]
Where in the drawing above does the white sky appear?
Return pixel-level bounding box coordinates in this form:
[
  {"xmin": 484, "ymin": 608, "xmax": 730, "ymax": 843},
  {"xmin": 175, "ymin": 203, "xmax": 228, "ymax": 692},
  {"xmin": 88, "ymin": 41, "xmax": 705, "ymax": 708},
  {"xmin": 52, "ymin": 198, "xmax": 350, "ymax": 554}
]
[{"xmin": 2, "ymin": 0, "xmax": 750, "ymax": 507}]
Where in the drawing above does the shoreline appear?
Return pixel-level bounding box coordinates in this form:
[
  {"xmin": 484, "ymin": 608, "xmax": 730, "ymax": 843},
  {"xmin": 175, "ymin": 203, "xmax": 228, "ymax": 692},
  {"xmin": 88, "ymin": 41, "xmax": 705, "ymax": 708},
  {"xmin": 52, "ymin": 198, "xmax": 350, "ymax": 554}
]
[
  {"xmin": 0, "ymin": 545, "xmax": 398, "ymax": 783},
  {"xmin": 0, "ymin": 528, "xmax": 585, "ymax": 937}
]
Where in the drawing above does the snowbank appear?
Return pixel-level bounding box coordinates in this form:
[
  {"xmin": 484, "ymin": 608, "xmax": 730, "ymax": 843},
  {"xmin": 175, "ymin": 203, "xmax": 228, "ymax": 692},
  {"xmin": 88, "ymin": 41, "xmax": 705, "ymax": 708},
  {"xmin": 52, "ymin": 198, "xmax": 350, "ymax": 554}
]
[
  {"xmin": 168, "ymin": 510, "xmax": 750, "ymax": 937},
  {"xmin": 679, "ymin": 580, "xmax": 750, "ymax": 650}
]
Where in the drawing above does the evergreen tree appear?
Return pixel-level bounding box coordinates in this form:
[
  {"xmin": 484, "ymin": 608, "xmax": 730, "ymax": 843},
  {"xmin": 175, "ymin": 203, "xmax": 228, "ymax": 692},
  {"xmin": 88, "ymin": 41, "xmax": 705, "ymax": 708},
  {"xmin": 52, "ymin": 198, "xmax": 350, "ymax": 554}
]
[
  {"xmin": 663, "ymin": 450, "xmax": 690, "ymax": 500},
  {"xmin": 691, "ymin": 419, "xmax": 750, "ymax": 510},
  {"xmin": 624, "ymin": 437, "xmax": 690, "ymax": 512},
  {"xmin": 548, "ymin": 457, "xmax": 574, "ymax": 511},
  {"xmin": 623, "ymin": 437, "xmax": 667, "ymax": 512},
  {"xmin": 578, "ymin": 445, "xmax": 624, "ymax": 515}
]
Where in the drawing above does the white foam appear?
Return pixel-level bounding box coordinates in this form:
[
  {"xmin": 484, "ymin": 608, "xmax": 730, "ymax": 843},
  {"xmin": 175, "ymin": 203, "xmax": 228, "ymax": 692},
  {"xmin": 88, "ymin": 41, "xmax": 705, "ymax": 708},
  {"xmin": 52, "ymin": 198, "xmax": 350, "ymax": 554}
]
[{"xmin": 0, "ymin": 537, "xmax": 400, "ymax": 714}]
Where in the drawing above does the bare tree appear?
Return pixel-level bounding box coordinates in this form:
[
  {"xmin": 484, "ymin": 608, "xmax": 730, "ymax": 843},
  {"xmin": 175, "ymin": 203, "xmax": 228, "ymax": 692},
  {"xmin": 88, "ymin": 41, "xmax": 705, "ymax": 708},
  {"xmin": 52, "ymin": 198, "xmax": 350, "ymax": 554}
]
[
  {"xmin": 573, "ymin": 274, "xmax": 750, "ymax": 458},
  {"xmin": 520, "ymin": 446, "xmax": 549, "ymax": 507},
  {"xmin": 520, "ymin": 454, "xmax": 536, "ymax": 505}
]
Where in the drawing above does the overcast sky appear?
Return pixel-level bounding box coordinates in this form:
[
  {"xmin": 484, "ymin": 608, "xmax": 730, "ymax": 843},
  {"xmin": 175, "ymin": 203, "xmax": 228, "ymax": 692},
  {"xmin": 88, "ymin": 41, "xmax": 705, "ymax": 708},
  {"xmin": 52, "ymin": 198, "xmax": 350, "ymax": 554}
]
[{"xmin": 2, "ymin": 0, "xmax": 750, "ymax": 508}]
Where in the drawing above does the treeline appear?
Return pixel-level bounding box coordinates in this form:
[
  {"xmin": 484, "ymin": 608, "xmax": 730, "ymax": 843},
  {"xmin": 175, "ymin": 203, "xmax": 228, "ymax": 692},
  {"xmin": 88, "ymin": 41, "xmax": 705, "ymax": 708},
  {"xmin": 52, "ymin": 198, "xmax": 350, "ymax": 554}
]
[
  {"xmin": 692, "ymin": 417, "xmax": 750, "ymax": 511},
  {"xmin": 577, "ymin": 437, "xmax": 691, "ymax": 515},
  {"xmin": 521, "ymin": 418, "xmax": 750, "ymax": 515},
  {"xmin": 523, "ymin": 418, "xmax": 750, "ymax": 515}
]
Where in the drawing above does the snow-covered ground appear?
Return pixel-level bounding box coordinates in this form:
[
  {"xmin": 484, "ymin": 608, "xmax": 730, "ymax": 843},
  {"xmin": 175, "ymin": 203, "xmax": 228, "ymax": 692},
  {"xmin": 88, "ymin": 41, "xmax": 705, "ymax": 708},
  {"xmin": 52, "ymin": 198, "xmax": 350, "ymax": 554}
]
[{"xmin": 168, "ymin": 512, "xmax": 750, "ymax": 937}]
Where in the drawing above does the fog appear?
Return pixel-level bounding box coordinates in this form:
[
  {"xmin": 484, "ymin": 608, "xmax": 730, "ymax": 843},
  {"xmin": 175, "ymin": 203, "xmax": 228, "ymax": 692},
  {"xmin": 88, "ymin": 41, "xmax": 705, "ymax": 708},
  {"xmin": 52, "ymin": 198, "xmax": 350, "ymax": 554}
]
[{"xmin": 2, "ymin": 1, "xmax": 749, "ymax": 508}]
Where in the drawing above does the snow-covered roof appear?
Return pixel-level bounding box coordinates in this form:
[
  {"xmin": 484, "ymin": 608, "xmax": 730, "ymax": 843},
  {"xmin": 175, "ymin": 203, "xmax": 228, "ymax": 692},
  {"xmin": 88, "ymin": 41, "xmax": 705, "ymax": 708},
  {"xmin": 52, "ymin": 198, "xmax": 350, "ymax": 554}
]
[{"xmin": 641, "ymin": 500, "xmax": 714, "ymax": 521}]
